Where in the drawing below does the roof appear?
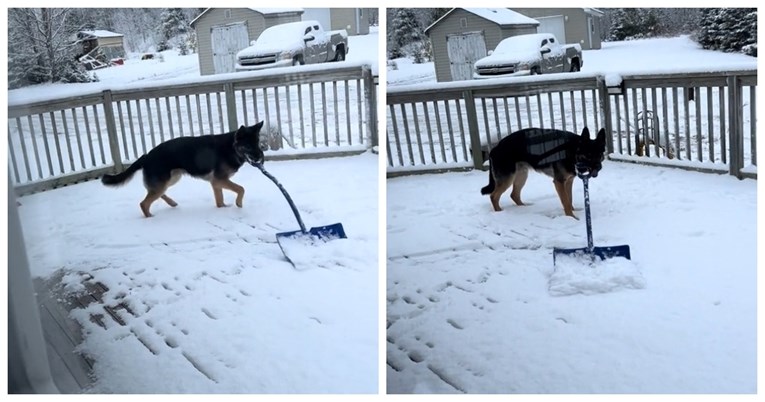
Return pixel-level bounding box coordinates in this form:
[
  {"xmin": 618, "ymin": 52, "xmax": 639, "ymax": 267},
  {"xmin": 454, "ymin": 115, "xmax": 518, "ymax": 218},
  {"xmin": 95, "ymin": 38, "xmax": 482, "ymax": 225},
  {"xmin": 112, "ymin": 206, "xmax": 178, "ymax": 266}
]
[
  {"xmin": 190, "ymin": 8, "xmax": 304, "ymax": 26},
  {"xmin": 583, "ymin": 8, "xmax": 605, "ymax": 16},
  {"xmin": 79, "ymin": 30, "xmax": 123, "ymax": 38},
  {"xmin": 249, "ymin": 8, "xmax": 304, "ymax": 15},
  {"xmin": 425, "ymin": 8, "xmax": 539, "ymax": 33}
]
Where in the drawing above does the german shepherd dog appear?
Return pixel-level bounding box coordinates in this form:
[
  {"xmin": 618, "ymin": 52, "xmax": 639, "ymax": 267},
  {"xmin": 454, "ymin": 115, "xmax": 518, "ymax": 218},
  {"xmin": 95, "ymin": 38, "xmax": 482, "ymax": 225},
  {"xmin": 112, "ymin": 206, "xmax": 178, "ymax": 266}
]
[
  {"xmin": 481, "ymin": 127, "xmax": 607, "ymax": 218},
  {"xmin": 102, "ymin": 121, "xmax": 266, "ymax": 217}
]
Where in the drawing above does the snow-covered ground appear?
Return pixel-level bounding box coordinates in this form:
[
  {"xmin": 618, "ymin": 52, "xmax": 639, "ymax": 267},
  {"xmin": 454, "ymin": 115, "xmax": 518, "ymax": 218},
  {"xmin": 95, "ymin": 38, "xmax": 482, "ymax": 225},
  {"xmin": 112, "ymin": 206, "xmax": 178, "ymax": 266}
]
[
  {"xmin": 387, "ymin": 35, "xmax": 756, "ymax": 86},
  {"xmin": 19, "ymin": 153, "xmax": 378, "ymax": 393},
  {"xmin": 386, "ymin": 161, "xmax": 756, "ymax": 393},
  {"xmin": 9, "ymin": 28, "xmax": 381, "ymax": 393}
]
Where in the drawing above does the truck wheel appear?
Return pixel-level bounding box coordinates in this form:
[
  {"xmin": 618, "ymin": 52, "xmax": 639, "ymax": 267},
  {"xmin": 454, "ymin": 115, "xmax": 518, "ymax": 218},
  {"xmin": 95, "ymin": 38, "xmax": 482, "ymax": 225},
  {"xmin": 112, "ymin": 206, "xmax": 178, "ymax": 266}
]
[
  {"xmin": 334, "ymin": 47, "xmax": 346, "ymax": 62},
  {"xmin": 570, "ymin": 59, "xmax": 581, "ymax": 72},
  {"xmin": 292, "ymin": 56, "xmax": 304, "ymax": 66},
  {"xmin": 531, "ymin": 67, "xmax": 541, "ymax": 75}
]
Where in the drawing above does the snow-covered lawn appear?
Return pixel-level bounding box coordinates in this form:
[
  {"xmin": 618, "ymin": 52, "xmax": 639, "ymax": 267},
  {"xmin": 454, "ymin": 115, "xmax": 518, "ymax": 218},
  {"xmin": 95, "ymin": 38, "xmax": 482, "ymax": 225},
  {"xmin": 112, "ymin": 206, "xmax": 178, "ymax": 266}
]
[
  {"xmin": 9, "ymin": 27, "xmax": 379, "ymax": 102},
  {"xmin": 386, "ymin": 161, "xmax": 756, "ymax": 393},
  {"xmin": 387, "ymin": 35, "xmax": 756, "ymax": 86},
  {"xmin": 19, "ymin": 153, "xmax": 379, "ymax": 393}
]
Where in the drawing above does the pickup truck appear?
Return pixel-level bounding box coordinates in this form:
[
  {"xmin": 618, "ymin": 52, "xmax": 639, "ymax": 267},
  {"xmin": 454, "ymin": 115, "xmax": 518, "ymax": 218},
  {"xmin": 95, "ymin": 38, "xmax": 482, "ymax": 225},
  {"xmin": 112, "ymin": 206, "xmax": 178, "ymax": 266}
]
[
  {"xmin": 473, "ymin": 33, "xmax": 582, "ymax": 79},
  {"xmin": 236, "ymin": 20, "xmax": 349, "ymax": 71}
]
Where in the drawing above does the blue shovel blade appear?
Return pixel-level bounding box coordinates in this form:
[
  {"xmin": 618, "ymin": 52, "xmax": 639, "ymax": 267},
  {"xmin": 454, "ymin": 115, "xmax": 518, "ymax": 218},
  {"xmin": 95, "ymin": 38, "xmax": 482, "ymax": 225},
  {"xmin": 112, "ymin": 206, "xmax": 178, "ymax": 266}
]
[
  {"xmin": 275, "ymin": 223, "xmax": 347, "ymax": 266},
  {"xmin": 275, "ymin": 222, "xmax": 347, "ymax": 241},
  {"xmin": 553, "ymin": 245, "xmax": 631, "ymax": 265}
]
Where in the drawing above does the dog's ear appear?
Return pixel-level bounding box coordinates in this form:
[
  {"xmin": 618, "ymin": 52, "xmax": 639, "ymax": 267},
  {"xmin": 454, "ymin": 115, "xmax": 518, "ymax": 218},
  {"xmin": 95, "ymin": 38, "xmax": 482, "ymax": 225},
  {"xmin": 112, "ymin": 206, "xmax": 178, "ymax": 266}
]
[
  {"xmin": 234, "ymin": 125, "xmax": 246, "ymax": 141},
  {"xmin": 597, "ymin": 128, "xmax": 606, "ymax": 144},
  {"xmin": 581, "ymin": 127, "xmax": 590, "ymax": 139},
  {"xmin": 253, "ymin": 120, "xmax": 264, "ymax": 133}
]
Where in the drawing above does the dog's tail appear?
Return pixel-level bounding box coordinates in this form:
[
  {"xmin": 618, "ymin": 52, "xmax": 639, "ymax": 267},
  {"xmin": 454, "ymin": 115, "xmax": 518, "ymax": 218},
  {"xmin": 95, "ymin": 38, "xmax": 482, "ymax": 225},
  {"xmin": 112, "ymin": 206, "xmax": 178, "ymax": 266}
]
[
  {"xmin": 480, "ymin": 159, "xmax": 494, "ymax": 195},
  {"xmin": 101, "ymin": 154, "xmax": 147, "ymax": 187}
]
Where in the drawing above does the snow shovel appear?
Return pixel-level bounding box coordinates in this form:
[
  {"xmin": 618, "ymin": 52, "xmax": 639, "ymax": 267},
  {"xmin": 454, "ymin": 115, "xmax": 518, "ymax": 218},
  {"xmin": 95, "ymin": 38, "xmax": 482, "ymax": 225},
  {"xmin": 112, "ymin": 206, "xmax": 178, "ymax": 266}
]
[
  {"xmin": 553, "ymin": 164, "xmax": 631, "ymax": 265},
  {"xmin": 254, "ymin": 164, "xmax": 346, "ymax": 264}
]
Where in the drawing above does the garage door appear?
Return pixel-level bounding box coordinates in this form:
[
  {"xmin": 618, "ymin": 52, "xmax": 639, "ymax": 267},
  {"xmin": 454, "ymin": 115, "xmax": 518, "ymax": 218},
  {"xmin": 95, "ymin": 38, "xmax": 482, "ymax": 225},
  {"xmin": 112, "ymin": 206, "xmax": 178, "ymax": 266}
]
[
  {"xmin": 535, "ymin": 15, "xmax": 566, "ymax": 44},
  {"xmin": 211, "ymin": 22, "xmax": 250, "ymax": 74},
  {"xmin": 446, "ymin": 31, "xmax": 487, "ymax": 81}
]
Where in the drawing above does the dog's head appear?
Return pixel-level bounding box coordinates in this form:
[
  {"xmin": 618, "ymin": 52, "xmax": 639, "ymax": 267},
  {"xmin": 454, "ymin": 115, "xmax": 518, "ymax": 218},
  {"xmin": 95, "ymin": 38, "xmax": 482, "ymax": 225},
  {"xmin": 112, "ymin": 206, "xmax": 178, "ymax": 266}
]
[
  {"xmin": 234, "ymin": 121, "xmax": 266, "ymax": 166},
  {"xmin": 575, "ymin": 127, "xmax": 607, "ymax": 177}
]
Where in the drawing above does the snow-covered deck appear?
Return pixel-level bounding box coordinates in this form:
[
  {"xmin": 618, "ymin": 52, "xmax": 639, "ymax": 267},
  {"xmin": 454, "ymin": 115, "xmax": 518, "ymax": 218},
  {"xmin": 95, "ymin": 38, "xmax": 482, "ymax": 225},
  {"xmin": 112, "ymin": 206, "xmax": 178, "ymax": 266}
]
[
  {"xmin": 387, "ymin": 161, "xmax": 756, "ymax": 393},
  {"xmin": 20, "ymin": 153, "xmax": 379, "ymax": 393}
]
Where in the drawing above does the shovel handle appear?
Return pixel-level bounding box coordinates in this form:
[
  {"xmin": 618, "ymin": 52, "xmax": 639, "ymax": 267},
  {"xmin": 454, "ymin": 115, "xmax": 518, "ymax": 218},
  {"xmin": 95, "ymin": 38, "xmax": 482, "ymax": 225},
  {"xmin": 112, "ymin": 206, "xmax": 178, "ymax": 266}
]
[
  {"xmin": 255, "ymin": 164, "xmax": 308, "ymax": 233},
  {"xmin": 580, "ymin": 174, "xmax": 594, "ymax": 253}
]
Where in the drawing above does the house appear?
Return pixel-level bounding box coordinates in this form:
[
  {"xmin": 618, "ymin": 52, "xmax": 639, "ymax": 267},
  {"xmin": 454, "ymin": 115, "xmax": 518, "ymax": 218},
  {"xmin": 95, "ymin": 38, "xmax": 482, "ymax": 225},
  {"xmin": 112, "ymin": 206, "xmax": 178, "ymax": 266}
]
[
  {"xmin": 190, "ymin": 8, "xmax": 305, "ymax": 75},
  {"xmin": 424, "ymin": 8, "xmax": 540, "ymax": 82},
  {"xmin": 76, "ymin": 30, "xmax": 125, "ymax": 70},
  {"xmin": 511, "ymin": 8, "xmax": 604, "ymax": 50},
  {"xmin": 302, "ymin": 8, "xmax": 374, "ymax": 36}
]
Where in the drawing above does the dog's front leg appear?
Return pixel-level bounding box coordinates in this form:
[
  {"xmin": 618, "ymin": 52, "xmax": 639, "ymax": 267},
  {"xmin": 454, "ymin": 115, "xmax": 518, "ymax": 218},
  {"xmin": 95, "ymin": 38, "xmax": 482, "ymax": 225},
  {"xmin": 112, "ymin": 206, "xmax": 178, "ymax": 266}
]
[
  {"xmin": 219, "ymin": 179, "xmax": 245, "ymax": 208},
  {"xmin": 211, "ymin": 184, "xmax": 226, "ymax": 207},
  {"xmin": 554, "ymin": 180, "xmax": 578, "ymax": 220}
]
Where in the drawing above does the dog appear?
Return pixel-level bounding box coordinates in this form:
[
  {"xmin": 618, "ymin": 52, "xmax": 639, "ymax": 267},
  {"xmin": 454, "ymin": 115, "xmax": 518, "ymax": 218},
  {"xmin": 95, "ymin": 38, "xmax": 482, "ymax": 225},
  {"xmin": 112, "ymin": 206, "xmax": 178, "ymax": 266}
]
[
  {"xmin": 102, "ymin": 121, "xmax": 266, "ymax": 218},
  {"xmin": 480, "ymin": 126, "xmax": 606, "ymax": 218}
]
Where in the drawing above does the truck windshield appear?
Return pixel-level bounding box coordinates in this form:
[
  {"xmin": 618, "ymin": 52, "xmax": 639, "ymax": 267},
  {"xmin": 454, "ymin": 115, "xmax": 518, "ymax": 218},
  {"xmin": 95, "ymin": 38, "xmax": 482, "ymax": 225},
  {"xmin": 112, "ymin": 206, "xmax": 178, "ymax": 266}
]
[
  {"xmin": 494, "ymin": 36, "xmax": 542, "ymax": 54},
  {"xmin": 258, "ymin": 23, "xmax": 305, "ymax": 44}
]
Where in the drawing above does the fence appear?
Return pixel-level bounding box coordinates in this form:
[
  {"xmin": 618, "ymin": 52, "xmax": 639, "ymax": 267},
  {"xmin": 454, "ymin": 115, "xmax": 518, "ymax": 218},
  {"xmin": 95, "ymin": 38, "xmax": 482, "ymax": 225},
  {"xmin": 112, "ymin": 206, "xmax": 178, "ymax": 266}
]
[
  {"xmin": 386, "ymin": 70, "xmax": 756, "ymax": 179},
  {"xmin": 8, "ymin": 63, "xmax": 378, "ymax": 196}
]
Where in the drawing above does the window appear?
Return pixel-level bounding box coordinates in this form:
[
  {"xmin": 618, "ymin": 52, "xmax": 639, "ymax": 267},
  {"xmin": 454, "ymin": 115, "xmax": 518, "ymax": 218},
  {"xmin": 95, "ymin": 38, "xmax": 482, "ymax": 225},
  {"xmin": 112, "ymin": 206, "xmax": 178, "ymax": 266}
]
[
  {"xmin": 460, "ymin": 17, "xmax": 467, "ymax": 28},
  {"xmin": 224, "ymin": 9, "xmax": 231, "ymax": 19},
  {"xmin": 314, "ymin": 25, "xmax": 320, "ymax": 30},
  {"xmin": 305, "ymin": 27, "xmax": 311, "ymax": 35},
  {"xmin": 541, "ymin": 39, "xmax": 548, "ymax": 46},
  {"xmin": 549, "ymin": 37, "xmax": 555, "ymax": 43}
]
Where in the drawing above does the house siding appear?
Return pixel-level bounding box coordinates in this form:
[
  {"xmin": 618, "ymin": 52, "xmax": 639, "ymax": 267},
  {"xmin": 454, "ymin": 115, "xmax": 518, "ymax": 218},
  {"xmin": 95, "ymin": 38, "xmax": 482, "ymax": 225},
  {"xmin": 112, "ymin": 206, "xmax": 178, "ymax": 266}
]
[
  {"xmin": 512, "ymin": 8, "xmax": 602, "ymax": 49},
  {"xmin": 329, "ymin": 8, "xmax": 370, "ymax": 35},
  {"xmin": 97, "ymin": 37, "xmax": 123, "ymax": 47},
  {"xmin": 427, "ymin": 9, "xmax": 538, "ymax": 82},
  {"xmin": 192, "ymin": 8, "xmax": 302, "ymax": 75}
]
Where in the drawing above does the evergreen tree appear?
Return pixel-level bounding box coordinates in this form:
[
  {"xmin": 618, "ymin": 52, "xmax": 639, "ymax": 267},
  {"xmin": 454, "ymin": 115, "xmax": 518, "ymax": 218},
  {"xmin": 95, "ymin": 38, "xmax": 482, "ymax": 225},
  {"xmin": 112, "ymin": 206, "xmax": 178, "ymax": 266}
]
[
  {"xmin": 696, "ymin": 8, "xmax": 756, "ymax": 56},
  {"xmin": 389, "ymin": 9, "xmax": 424, "ymax": 50},
  {"xmin": 608, "ymin": 8, "xmax": 627, "ymax": 40},
  {"xmin": 160, "ymin": 8, "xmax": 189, "ymax": 42},
  {"xmin": 388, "ymin": 8, "xmax": 428, "ymax": 60}
]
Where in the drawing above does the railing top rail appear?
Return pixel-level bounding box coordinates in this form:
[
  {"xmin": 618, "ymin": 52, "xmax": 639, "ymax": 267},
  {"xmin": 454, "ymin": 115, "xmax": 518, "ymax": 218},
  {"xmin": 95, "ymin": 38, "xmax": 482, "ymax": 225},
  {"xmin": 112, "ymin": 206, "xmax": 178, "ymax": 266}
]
[
  {"xmin": 387, "ymin": 72, "xmax": 600, "ymax": 97},
  {"xmin": 617, "ymin": 68, "xmax": 756, "ymax": 82},
  {"xmin": 387, "ymin": 69, "xmax": 757, "ymax": 104},
  {"xmin": 8, "ymin": 62, "xmax": 373, "ymax": 115}
]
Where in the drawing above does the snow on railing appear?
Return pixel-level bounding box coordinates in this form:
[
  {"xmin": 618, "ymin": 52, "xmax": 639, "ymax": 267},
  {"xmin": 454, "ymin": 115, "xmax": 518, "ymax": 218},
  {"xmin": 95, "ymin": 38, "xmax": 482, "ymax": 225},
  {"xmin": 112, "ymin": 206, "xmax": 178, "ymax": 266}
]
[{"xmin": 8, "ymin": 63, "xmax": 378, "ymax": 195}]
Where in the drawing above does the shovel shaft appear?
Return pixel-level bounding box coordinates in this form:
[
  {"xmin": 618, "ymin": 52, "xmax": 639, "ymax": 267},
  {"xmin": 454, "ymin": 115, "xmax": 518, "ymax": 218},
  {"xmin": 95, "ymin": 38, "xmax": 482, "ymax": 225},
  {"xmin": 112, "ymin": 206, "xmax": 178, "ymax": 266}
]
[
  {"xmin": 256, "ymin": 164, "xmax": 308, "ymax": 233},
  {"xmin": 581, "ymin": 175, "xmax": 595, "ymax": 253}
]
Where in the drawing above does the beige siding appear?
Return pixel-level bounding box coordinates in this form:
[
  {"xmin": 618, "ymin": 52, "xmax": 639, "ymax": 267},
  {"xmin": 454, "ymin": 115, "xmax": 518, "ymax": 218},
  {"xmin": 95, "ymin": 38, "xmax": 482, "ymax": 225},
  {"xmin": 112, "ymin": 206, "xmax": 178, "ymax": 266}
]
[
  {"xmin": 358, "ymin": 8, "xmax": 372, "ymax": 35},
  {"xmin": 512, "ymin": 8, "xmax": 602, "ymax": 49},
  {"xmin": 427, "ymin": 9, "xmax": 537, "ymax": 82},
  {"xmin": 193, "ymin": 8, "xmax": 301, "ymax": 75},
  {"xmin": 264, "ymin": 13, "xmax": 302, "ymax": 28},
  {"xmin": 97, "ymin": 37, "xmax": 123, "ymax": 47},
  {"xmin": 328, "ymin": 8, "xmax": 370, "ymax": 35}
]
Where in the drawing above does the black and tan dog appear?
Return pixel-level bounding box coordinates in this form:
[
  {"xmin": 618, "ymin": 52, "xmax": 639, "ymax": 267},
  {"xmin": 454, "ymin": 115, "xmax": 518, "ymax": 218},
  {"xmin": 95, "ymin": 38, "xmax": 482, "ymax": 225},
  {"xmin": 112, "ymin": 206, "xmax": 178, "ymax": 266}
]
[
  {"xmin": 481, "ymin": 127, "xmax": 607, "ymax": 218},
  {"xmin": 102, "ymin": 121, "xmax": 266, "ymax": 217}
]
